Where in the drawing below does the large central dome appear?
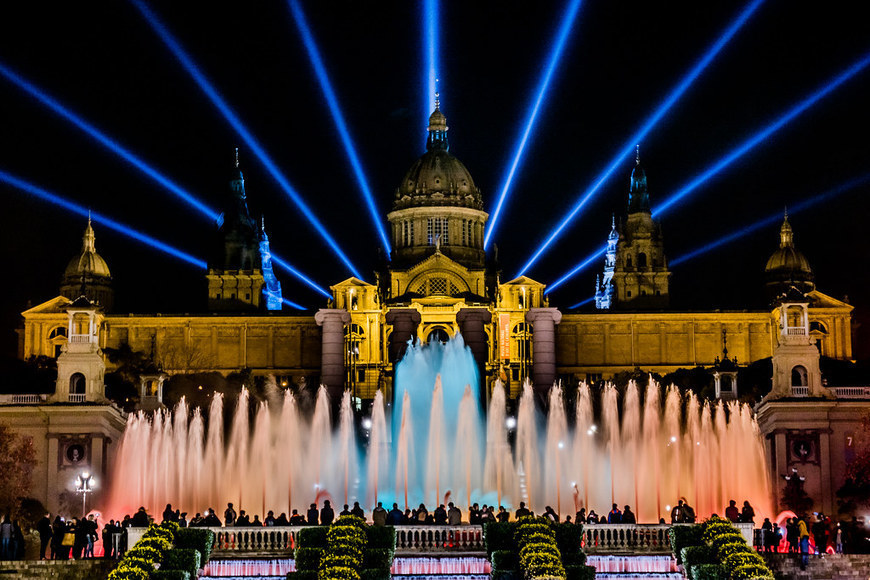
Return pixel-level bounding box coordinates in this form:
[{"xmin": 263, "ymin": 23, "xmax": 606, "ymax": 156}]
[{"xmin": 393, "ymin": 106, "xmax": 483, "ymax": 211}]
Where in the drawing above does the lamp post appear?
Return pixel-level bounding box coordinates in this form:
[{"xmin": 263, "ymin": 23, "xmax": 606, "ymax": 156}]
[{"xmin": 75, "ymin": 472, "xmax": 95, "ymax": 517}]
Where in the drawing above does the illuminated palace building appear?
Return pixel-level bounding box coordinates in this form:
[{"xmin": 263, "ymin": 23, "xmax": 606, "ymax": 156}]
[{"xmin": 3, "ymin": 106, "xmax": 868, "ymax": 517}]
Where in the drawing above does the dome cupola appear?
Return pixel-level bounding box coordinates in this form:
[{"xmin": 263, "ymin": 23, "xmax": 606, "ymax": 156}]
[
  {"xmin": 60, "ymin": 217, "xmax": 113, "ymax": 310},
  {"xmin": 764, "ymin": 211, "xmax": 815, "ymax": 302}
]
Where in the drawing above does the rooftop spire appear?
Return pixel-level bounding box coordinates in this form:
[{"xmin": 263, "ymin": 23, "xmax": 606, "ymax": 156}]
[
  {"xmin": 82, "ymin": 214, "xmax": 96, "ymax": 253},
  {"xmin": 779, "ymin": 209, "xmax": 794, "ymax": 248},
  {"xmin": 234, "ymin": 147, "xmax": 240, "ymax": 169},
  {"xmin": 636, "ymin": 143, "xmax": 640, "ymax": 165},
  {"xmin": 426, "ymin": 90, "xmax": 449, "ymax": 152}
]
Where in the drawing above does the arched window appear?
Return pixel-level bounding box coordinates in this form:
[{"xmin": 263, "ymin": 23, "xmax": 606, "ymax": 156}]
[
  {"xmin": 344, "ymin": 324, "xmax": 365, "ymax": 359},
  {"xmin": 427, "ymin": 327, "xmax": 450, "ymax": 344},
  {"xmin": 791, "ymin": 366, "xmax": 808, "ymax": 387},
  {"xmin": 721, "ymin": 375, "xmax": 733, "ymax": 392},
  {"xmin": 637, "ymin": 252, "xmax": 647, "ymax": 269},
  {"xmin": 626, "ymin": 256, "xmax": 633, "ymax": 268},
  {"xmin": 69, "ymin": 372, "xmax": 86, "ymax": 394},
  {"xmin": 512, "ymin": 323, "xmax": 533, "ymax": 362}
]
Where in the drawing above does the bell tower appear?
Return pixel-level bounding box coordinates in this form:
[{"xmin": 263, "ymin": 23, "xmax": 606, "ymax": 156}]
[{"xmin": 51, "ymin": 296, "xmax": 107, "ymax": 403}]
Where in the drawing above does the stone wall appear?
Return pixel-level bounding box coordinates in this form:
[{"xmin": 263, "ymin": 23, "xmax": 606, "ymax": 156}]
[{"xmin": 0, "ymin": 560, "xmax": 116, "ymax": 580}]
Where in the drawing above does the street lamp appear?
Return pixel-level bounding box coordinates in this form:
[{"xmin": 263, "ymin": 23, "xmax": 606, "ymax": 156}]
[{"xmin": 75, "ymin": 472, "xmax": 95, "ymax": 517}]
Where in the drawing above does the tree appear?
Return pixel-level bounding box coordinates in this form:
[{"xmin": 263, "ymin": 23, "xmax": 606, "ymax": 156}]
[{"xmin": 0, "ymin": 423, "xmax": 37, "ymax": 514}]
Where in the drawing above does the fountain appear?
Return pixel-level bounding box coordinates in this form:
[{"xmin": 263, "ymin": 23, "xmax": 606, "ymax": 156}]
[{"xmin": 107, "ymin": 334, "xmax": 771, "ymax": 521}]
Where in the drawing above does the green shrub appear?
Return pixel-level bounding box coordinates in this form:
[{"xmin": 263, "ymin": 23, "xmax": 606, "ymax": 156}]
[
  {"xmin": 299, "ymin": 526, "xmax": 329, "ymax": 548},
  {"xmin": 491, "ymin": 550, "xmax": 519, "ymax": 572},
  {"xmin": 335, "ymin": 514, "xmax": 367, "ymax": 528},
  {"xmin": 564, "ymin": 564, "xmax": 596, "ymax": 580},
  {"xmin": 721, "ymin": 551, "xmax": 765, "ymax": 575},
  {"xmin": 174, "ymin": 528, "xmax": 215, "ymax": 564},
  {"xmin": 109, "ymin": 567, "xmax": 150, "ymax": 580},
  {"xmin": 490, "ymin": 571, "xmax": 519, "ymax": 580},
  {"xmin": 149, "ymin": 571, "xmax": 190, "ymax": 580},
  {"xmin": 702, "ymin": 518, "xmax": 737, "ymax": 544},
  {"xmin": 138, "ymin": 535, "xmax": 173, "ymax": 552},
  {"xmin": 321, "ymin": 554, "xmax": 357, "ymax": 570},
  {"xmin": 715, "ymin": 540, "xmax": 753, "ymax": 563},
  {"xmin": 362, "ymin": 548, "xmax": 393, "ymax": 570},
  {"xmin": 317, "ymin": 564, "xmax": 360, "ymax": 580},
  {"xmin": 127, "ymin": 545, "xmax": 162, "ymax": 563},
  {"xmin": 295, "ymin": 547, "xmax": 324, "ymax": 572},
  {"xmin": 731, "ymin": 563, "xmax": 774, "ymax": 579},
  {"xmin": 144, "ymin": 524, "xmax": 175, "ymax": 543},
  {"xmin": 484, "ymin": 522, "xmax": 515, "ymax": 555},
  {"xmin": 123, "ymin": 557, "xmax": 156, "ymax": 573},
  {"xmin": 365, "ymin": 526, "xmax": 396, "ymax": 550},
  {"xmin": 669, "ymin": 524, "xmax": 703, "ymax": 564},
  {"xmin": 681, "ymin": 544, "xmax": 714, "ymax": 569},
  {"xmin": 554, "ymin": 522, "xmax": 583, "ymax": 559},
  {"xmin": 710, "ymin": 534, "xmax": 745, "ymax": 555},
  {"xmin": 159, "ymin": 521, "xmax": 181, "ymax": 536},
  {"xmin": 359, "ymin": 570, "xmax": 391, "ymax": 580},
  {"xmin": 161, "ymin": 548, "xmax": 202, "ymax": 578},
  {"xmin": 692, "ymin": 563, "xmax": 726, "ymax": 580},
  {"xmin": 288, "ymin": 571, "xmax": 319, "ymax": 580}
]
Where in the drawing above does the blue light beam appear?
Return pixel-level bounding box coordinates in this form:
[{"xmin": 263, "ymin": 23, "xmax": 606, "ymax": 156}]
[
  {"xmin": 424, "ymin": 0, "xmax": 440, "ymax": 123},
  {"xmin": 287, "ymin": 0, "xmax": 391, "ymax": 259},
  {"xmin": 0, "ymin": 168, "xmax": 207, "ymax": 269},
  {"xmin": 569, "ymin": 296, "xmax": 595, "ymax": 310},
  {"xmin": 0, "ymin": 60, "xmax": 331, "ymax": 299},
  {"xmin": 670, "ymin": 173, "xmax": 870, "ymax": 267},
  {"xmin": 653, "ymin": 49, "xmax": 870, "ymax": 219},
  {"xmin": 484, "ymin": 0, "xmax": 585, "ymax": 251},
  {"xmin": 546, "ymin": 47, "xmax": 870, "ymax": 294},
  {"xmin": 1, "ymin": 168, "xmax": 312, "ymax": 310},
  {"xmin": 0, "ymin": 60, "xmax": 219, "ymax": 222},
  {"xmin": 272, "ymin": 255, "xmax": 332, "ymax": 300},
  {"xmin": 131, "ymin": 0, "xmax": 362, "ymax": 279},
  {"xmin": 516, "ymin": 0, "xmax": 765, "ymax": 276}
]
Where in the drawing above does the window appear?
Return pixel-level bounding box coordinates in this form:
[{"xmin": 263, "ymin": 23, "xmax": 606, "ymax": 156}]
[
  {"xmin": 627, "ymin": 290, "xmax": 632, "ymax": 297},
  {"xmin": 638, "ymin": 252, "xmax": 647, "ymax": 269},
  {"xmin": 626, "ymin": 256, "xmax": 633, "ymax": 268},
  {"xmin": 49, "ymin": 327, "xmax": 67, "ymax": 339},
  {"xmin": 69, "ymin": 372, "xmax": 86, "ymax": 394},
  {"xmin": 721, "ymin": 375, "xmax": 733, "ymax": 392},
  {"xmin": 791, "ymin": 366, "xmax": 808, "ymax": 387},
  {"xmin": 427, "ymin": 217, "xmax": 449, "ymax": 245},
  {"xmin": 357, "ymin": 369, "xmax": 366, "ymax": 382},
  {"xmin": 245, "ymin": 293, "xmax": 250, "ymax": 300},
  {"xmin": 429, "ymin": 277, "xmax": 448, "ymax": 295}
]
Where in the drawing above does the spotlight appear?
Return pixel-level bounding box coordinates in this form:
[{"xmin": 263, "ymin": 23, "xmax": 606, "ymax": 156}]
[
  {"xmin": 0, "ymin": 60, "xmax": 218, "ymax": 222},
  {"xmin": 670, "ymin": 173, "xmax": 870, "ymax": 267},
  {"xmin": 515, "ymin": 0, "xmax": 765, "ymax": 276},
  {"xmin": 653, "ymin": 49, "xmax": 870, "ymax": 219},
  {"xmin": 287, "ymin": 0, "xmax": 391, "ymax": 259},
  {"xmin": 545, "ymin": 48, "xmax": 870, "ymax": 293},
  {"xmin": 423, "ymin": 0, "xmax": 440, "ymax": 123},
  {"xmin": 505, "ymin": 416, "xmax": 517, "ymax": 430},
  {"xmin": 362, "ymin": 418, "xmax": 373, "ymax": 430},
  {"xmin": 131, "ymin": 0, "xmax": 362, "ymax": 279},
  {"xmin": 0, "ymin": 169, "xmax": 206, "ymax": 269},
  {"xmin": 485, "ymin": 0, "xmax": 585, "ymax": 250},
  {"xmin": 0, "ymin": 60, "xmax": 329, "ymax": 298}
]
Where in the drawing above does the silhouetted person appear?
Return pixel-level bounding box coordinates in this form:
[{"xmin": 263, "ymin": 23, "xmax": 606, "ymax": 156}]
[
  {"xmin": 434, "ymin": 504, "xmax": 447, "ymax": 524},
  {"xmin": 162, "ymin": 504, "xmax": 175, "ymax": 523},
  {"xmin": 320, "ymin": 500, "xmax": 334, "ymax": 525},
  {"xmin": 741, "ymin": 501, "xmax": 755, "ymax": 523},
  {"xmin": 290, "ymin": 510, "xmax": 305, "ymax": 525},
  {"xmin": 224, "ymin": 503, "xmax": 237, "ymax": 526},
  {"xmin": 387, "ymin": 504, "xmax": 403, "ymax": 525},
  {"xmin": 622, "ymin": 505, "xmax": 636, "ymax": 524},
  {"xmin": 131, "ymin": 507, "xmax": 150, "ymax": 527},
  {"xmin": 608, "ymin": 503, "xmax": 622, "ymax": 524},
  {"xmin": 351, "ymin": 502, "xmax": 365, "ymax": 519},
  {"xmin": 235, "ymin": 510, "xmax": 250, "ymax": 526},
  {"xmin": 544, "ymin": 506, "xmax": 558, "ymax": 522},
  {"xmin": 372, "ymin": 502, "xmax": 387, "ymax": 526},
  {"xmin": 725, "ymin": 500, "xmax": 739, "ymax": 523},
  {"xmin": 671, "ymin": 499, "xmax": 684, "ymax": 524},
  {"xmin": 496, "ymin": 506, "xmax": 509, "ymax": 523},
  {"xmin": 307, "ymin": 504, "xmax": 319, "ymax": 525},
  {"xmin": 275, "ymin": 512, "xmax": 289, "ymax": 526},
  {"xmin": 265, "ymin": 511, "xmax": 276, "ymax": 526},
  {"xmin": 37, "ymin": 513, "xmax": 52, "ymax": 560},
  {"xmin": 204, "ymin": 509, "xmax": 221, "ymax": 527},
  {"xmin": 448, "ymin": 502, "xmax": 461, "ymax": 525},
  {"xmin": 340, "ymin": 504, "xmax": 351, "ymax": 517},
  {"xmin": 515, "ymin": 502, "xmax": 531, "ymax": 519},
  {"xmin": 251, "ymin": 515, "xmax": 262, "ymax": 527}
]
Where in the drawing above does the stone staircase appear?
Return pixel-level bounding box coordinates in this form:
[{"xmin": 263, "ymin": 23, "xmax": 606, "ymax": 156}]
[
  {"xmin": 0, "ymin": 559, "xmax": 116, "ymax": 579},
  {"xmin": 765, "ymin": 553, "xmax": 870, "ymax": 579}
]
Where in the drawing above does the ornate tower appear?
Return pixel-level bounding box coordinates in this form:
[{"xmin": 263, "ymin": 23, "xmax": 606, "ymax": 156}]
[
  {"xmin": 259, "ymin": 217, "xmax": 283, "ymax": 311},
  {"xmin": 386, "ymin": 100, "xmax": 489, "ymax": 274},
  {"xmin": 50, "ymin": 296, "xmax": 107, "ymax": 403},
  {"xmin": 764, "ymin": 211, "xmax": 815, "ymax": 304},
  {"xmin": 595, "ymin": 215, "xmax": 618, "ymax": 309},
  {"xmin": 207, "ymin": 149, "xmax": 264, "ymax": 311},
  {"xmin": 612, "ymin": 148, "xmax": 671, "ymax": 309},
  {"xmin": 60, "ymin": 218, "xmax": 113, "ymax": 311}
]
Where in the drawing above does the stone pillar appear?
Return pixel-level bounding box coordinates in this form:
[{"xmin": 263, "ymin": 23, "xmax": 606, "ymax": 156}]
[
  {"xmin": 526, "ymin": 307, "xmax": 562, "ymax": 401},
  {"xmin": 385, "ymin": 308, "xmax": 421, "ymax": 364},
  {"xmin": 457, "ymin": 308, "xmax": 492, "ymax": 403},
  {"xmin": 315, "ymin": 309, "xmax": 350, "ymax": 401}
]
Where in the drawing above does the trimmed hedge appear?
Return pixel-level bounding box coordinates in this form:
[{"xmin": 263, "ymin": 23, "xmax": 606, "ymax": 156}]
[
  {"xmin": 669, "ymin": 524, "xmax": 703, "ymax": 564},
  {"xmin": 692, "ymin": 563, "xmax": 726, "ymax": 580},
  {"xmin": 555, "ymin": 523, "xmax": 585, "ymax": 566},
  {"xmin": 515, "ymin": 517, "xmax": 566, "ymax": 580},
  {"xmin": 565, "ymin": 564, "xmax": 596, "ymax": 580},
  {"xmin": 295, "ymin": 547, "xmax": 324, "ymax": 572},
  {"xmin": 288, "ymin": 571, "xmax": 318, "ymax": 580},
  {"xmin": 363, "ymin": 548, "xmax": 394, "ymax": 570},
  {"xmin": 298, "ymin": 526, "xmax": 329, "ymax": 548},
  {"xmin": 110, "ymin": 521, "xmax": 179, "ymax": 580},
  {"xmin": 491, "ymin": 571, "xmax": 520, "ymax": 580},
  {"xmin": 365, "ymin": 526, "xmax": 396, "ymax": 550},
  {"xmin": 484, "ymin": 522, "xmax": 515, "ymax": 556},
  {"xmin": 161, "ymin": 548, "xmax": 201, "ymax": 579},
  {"xmin": 491, "ymin": 549, "xmax": 518, "ymax": 572},
  {"xmin": 681, "ymin": 544, "xmax": 713, "ymax": 569},
  {"xmin": 359, "ymin": 570, "xmax": 391, "ymax": 580},
  {"xmin": 174, "ymin": 527, "xmax": 215, "ymax": 564},
  {"xmin": 149, "ymin": 571, "xmax": 190, "ymax": 580}
]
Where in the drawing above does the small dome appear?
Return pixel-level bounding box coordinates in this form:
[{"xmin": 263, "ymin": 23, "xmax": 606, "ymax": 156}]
[
  {"xmin": 765, "ymin": 214, "xmax": 814, "ymax": 300},
  {"xmin": 64, "ymin": 219, "xmax": 111, "ymax": 278}
]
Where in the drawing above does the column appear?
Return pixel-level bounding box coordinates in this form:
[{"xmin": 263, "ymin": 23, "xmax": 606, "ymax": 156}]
[
  {"xmin": 384, "ymin": 308, "xmax": 421, "ymax": 364},
  {"xmin": 526, "ymin": 307, "xmax": 562, "ymax": 401},
  {"xmin": 315, "ymin": 309, "xmax": 351, "ymax": 401},
  {"xmin": 457, "ymin": 308, "xmax": 492, "ymax": 402}
]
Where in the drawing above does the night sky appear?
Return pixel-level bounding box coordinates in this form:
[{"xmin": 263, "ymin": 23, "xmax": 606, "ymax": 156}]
[{"xmin": 2, "ymin": 1, "xmax": 869, "ymax": 358}]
